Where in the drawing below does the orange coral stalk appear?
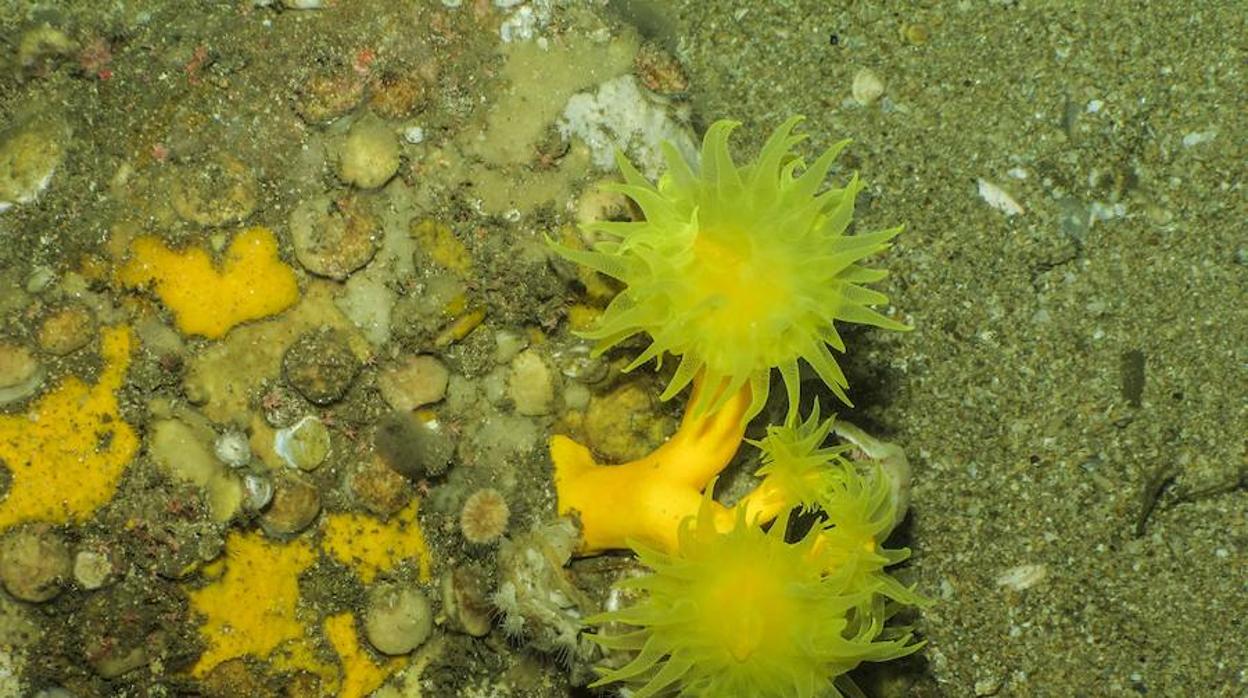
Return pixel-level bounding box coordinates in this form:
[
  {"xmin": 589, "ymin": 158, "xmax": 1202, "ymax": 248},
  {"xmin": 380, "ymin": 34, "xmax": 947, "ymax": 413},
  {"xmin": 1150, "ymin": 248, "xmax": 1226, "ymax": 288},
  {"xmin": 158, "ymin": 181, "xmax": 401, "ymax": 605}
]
[{"xmin": 551, "ymin": 378, "xmax": 757, "ymax": 555}]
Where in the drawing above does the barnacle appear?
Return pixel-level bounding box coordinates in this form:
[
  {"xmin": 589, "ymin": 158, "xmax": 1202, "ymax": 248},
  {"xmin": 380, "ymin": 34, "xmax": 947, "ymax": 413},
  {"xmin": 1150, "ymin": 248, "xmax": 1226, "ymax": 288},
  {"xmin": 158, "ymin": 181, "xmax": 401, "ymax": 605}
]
[{"xmin": 553, "ymin": 116, "xmax": 906, "ymax": 421}]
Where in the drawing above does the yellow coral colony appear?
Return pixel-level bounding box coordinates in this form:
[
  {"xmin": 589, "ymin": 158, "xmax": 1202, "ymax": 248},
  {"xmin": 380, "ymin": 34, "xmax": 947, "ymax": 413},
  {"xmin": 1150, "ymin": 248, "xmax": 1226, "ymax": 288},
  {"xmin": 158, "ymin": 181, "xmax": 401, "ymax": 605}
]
[
  {"xmin": 0, "ymin": 325, "xmax": 138, "ymax": 529},
  {"xmin": 551, "ymin": 118, "xmax": 922, "ymax": 697},
  {"xmin": 551, "ymin": 117, "xmax": 907, "ymax": 553},
  {"xmin": 118, "ymin": 226, "xmax": 299, "ymax": 339}
]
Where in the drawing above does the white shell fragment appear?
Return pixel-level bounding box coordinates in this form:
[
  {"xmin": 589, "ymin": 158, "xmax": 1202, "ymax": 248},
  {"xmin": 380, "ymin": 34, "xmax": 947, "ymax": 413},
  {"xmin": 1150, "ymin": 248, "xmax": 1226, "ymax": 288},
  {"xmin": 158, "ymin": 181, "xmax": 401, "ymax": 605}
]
[
  {"xmin": 851, "ymin": 68, "xmax": 885, "ymax": 106},
  {"xmin": 995, "ymin": 563, "xmax": 1048, "ymax": 591},
  {"xmin": 977, "ymin": 178, "xmax": 1025, "ymax": 217}
]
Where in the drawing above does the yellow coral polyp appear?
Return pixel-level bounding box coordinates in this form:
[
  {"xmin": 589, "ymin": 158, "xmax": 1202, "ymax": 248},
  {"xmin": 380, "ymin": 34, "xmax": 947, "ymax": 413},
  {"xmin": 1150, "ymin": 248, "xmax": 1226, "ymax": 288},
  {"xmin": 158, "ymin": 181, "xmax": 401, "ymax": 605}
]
[
  {"xmin": 554, "ymin": 117, "xmax": 906, "ymax": 420},
  {"xmin": 118, "ymin": 226, "xmax": 299, "ymax": 339},
  {"xmin": 590, "ymin": 500, "xmax": 921, "ymax": 698}
]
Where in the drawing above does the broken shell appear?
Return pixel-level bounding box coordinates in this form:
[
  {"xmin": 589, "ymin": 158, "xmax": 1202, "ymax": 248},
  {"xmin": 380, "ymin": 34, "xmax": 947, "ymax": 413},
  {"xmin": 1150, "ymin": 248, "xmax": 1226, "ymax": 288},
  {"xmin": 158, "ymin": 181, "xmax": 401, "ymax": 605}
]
[{"xmin": 241, "ymin": 473, "xmax": 274, "ymax": 513}]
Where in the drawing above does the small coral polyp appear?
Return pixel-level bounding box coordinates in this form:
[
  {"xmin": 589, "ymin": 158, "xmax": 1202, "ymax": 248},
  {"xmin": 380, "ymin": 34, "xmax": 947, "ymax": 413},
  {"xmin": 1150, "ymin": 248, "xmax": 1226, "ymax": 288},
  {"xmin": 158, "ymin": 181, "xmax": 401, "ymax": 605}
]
[
  {"xmin": 555, "ymin": 116, "xmax": 906, "ymax": 420},
  {"xmin": 591, "ymin": 493, "xmax": 921, "ymax": 698}
]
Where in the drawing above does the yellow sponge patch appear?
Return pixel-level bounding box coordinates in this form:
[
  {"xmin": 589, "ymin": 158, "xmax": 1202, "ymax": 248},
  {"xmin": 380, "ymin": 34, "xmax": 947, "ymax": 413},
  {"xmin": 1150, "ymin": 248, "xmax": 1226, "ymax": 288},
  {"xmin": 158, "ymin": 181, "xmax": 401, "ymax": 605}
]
[
  {"xmin": 187, "ymin": 531, "xmax": 317, "ymax": 678},
  {"xmin": 119, "ymin": 226, "xmax": 299, "ymax": 339},
  {"xmin": 0, "ymin": 325, "xmax": 138, "ymax": 529},
  {"xmin": 322, "ymin": 501, "xmax": 433, "ymax": 584},
  {"xmin": 325, "ymin": 612, "xmax": 403, "ymax": 698}
]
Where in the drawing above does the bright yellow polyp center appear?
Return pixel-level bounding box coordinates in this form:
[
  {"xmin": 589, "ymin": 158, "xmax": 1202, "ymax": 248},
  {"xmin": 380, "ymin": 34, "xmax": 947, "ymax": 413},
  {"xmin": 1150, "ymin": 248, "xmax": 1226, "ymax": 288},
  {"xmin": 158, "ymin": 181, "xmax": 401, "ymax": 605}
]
[
  {"xmin": 699, "ymin": 559, "xmax": 789, "ymax": 663},
  {"xmin": 689, "ymin": 234, "xmax": 789, "ymax": 333}
]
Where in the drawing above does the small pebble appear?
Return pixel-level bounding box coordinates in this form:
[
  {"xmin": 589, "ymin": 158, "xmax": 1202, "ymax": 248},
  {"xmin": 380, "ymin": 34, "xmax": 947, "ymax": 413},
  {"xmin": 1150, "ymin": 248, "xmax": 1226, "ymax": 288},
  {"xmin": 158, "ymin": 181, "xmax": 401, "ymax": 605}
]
[
  {"xmin": 364, "ymin": 583, "xmax": 434, "ymax": 655},
  {"xmin": 901, "ymin": 22, "xmax": 931, "ymax": 45},
  {"xmin": 350, "ymin": 455, "xmax": 412, "ymax": 516},
  {"xmin": 508, "ymin": 349, "xmax": 554, "ymax": 416},
  {"xmin": 169, "ymin": 155, "xmax": 258, "ymax": 227},
  {"xmin": 283, "ymin": 329, "xmax": 362, "ymax": 405},
  {"xmin": 260, "ymin": 472, "xmax": 322, "ymax": 538},
  {"xmin": 633, "ymin": 42, "xmax": 689, "ymax": 96},
  {"xmin": 851, "ymin": 68, "xmax": 885, "ymax": 106},
  {"xmin": 198, "ymin": 659, "xmax": 272, "ymax": 698},
  {"xmin": 290, "ymin": 194, "xmax": 380, "ymax": 280},
  {"xmin": 37, "ymin": 305, "xmax": 95, "ymax": 355},
  {"xmin": 402, "ymin": 126, "xmax": 425, "ymax": 145},
  {"xmin": 368, "ymin": 71, "xmax": 431, "ymax": 120},
  {"xmin": 0, "ymin": 526, "xmax": 72, "ymax": 602},
  {"xmin": 0, "ymin": 114, "xmax": 69, "ymax": 211},
  {"xmin": 274, "ymin": 415, "xmax": 332, "ymax": 471},
  {"xmin": 584, "ymin": 382, "xmax": 670, "ymax": 461},
  {"xmin": 378, "ymin": 354, "xmax": 449, "ymax": 412},
  {"xmin": 441, "ymin": 566, "xmax": 493, "ymax": 637},
  {"xmin": 294, "ymin": 70, "xmax": 365, "ymax": 125},
  {"xmin": 73, "ymin": 548, "xmax": 116, "ymax": 590},
  {"xmin": 337, "ymin": 114, "xmax": 400, "ymax": 190},
  {"xmin": 0, "ymin": 341, "xmax": 44, "ymax": 405}
]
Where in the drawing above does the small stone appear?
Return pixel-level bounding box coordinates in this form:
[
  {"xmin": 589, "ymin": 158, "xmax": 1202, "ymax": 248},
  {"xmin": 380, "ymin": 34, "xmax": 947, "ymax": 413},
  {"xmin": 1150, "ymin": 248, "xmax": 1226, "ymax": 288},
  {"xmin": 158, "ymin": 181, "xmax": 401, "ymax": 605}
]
[
  {"xmin": 363, "ymin": 583, "xmax": 434, "ymax": 655},
  {"xmin": 584, "ymin": 381, "xmax": 671, "ymax": 462},
  {"xmin": 80, "ymin": 586, "xmax": 165, "ymax": 678},
  {"xmin": 378, "ymin": 355, "xmax": 449, "ymax": 412},
  {"xmin": 37, "ymin": 305, "xmax": 95, "ymax": 355},
  {"xmin": 294, "ymin": 70, "xmax": 366, "ymax": 125},
  {"xmin": 73, "ymin": 548, "xmax": 116, "ymax": 590},
  {"xmin": 274, "ymin": 415, "xmax": 332, "ymax": 471},
  {"xmin": 0, "ymin": 341, "xmax": 44, "ymax": 405},
  {"xmin": 337, "ymin": 273, "xmax": 396, "ymax": 347},
  {"xmin": 283, "ymin": 329, "xmax": 362, "ymax": 405},
  {"xmin": 0, "ymin": 114, "xmax": 69, "ymax": 212},
  {"xmin": 337, "ymin": 114, "xmax": 400, "ymax": 190},
  {"xmin": 373, "ymin": 410, "xmax": 455, "ymax": 480},
  {"xmin": 553, "ymin": 342, "xmax": 608, "ymax": 384},
  {"xmin": 368, "ymin": 71, "xmax": 431, "ymax": 121},
  {"xmin": 851, "ymin": 67, "xmax": 885, "ymax": 106},
  {"xmin": 902, "ymin": 22, "xmax": 932, "ymax": 46},
  {"xmin": 508, "ymin": 349, "xmax": 554, "ymax": 416},
  {"xmin": 459, "ymin": 488, "xmax": 509, "ymax": 545},
  {"xmin": 199, "ymin": 659, "xmax": 277, "ymax": 698},
  {"xmin": 257, "ymin": 384, "xmax": 304, "ymax": 428},
  {"xmin": 260, "ymin": 472, "xmax": 322, "ymax": 538},
  {"xmin": 290, "ymin": 194, "xmax": 381, "ymax": 280},
  {"xmin": 0, "ymin": 526, "xmax": 71, "ymax": 602},
  {"xmin": 633, "ymin": 42, "xmax": 689, "ymax": 96},
  {"xmin": 170, "ymin": 155, "xmax": 258, "ymax": 227},
  {"xmin": 441, "ymin": 565, "xmax": 492, "ymax": 637},
  {"xmin": 492, "ymin": 330, "xmax": 528, "ymax": 365},
  {"xmin": 350, "ymin": 455, "xmax": 412, "ymax": 517},
  {"xmin": 574, "ymin": 178, "xmax": 636, "ymax": 230}
]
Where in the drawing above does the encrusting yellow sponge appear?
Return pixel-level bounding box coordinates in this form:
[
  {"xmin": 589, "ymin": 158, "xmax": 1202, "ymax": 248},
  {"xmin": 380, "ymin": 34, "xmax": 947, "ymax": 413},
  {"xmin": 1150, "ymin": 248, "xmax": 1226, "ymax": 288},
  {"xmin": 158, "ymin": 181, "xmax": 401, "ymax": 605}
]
[
  {"xmin": 118, "ymin": 226, "xmax": 299, "ymax": 339},
  {"xmin": 0, "ymin": 325, "xmax": 138, "ymax": 529}
]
